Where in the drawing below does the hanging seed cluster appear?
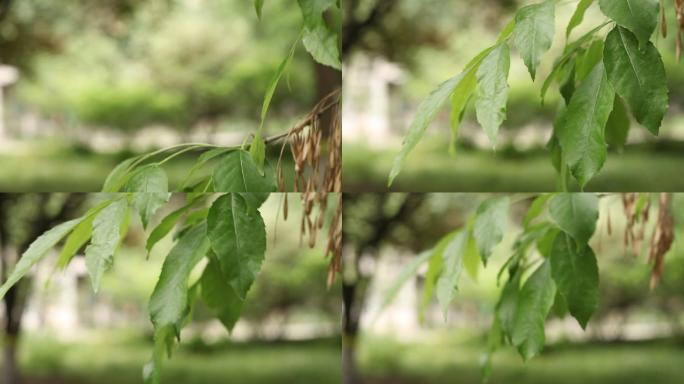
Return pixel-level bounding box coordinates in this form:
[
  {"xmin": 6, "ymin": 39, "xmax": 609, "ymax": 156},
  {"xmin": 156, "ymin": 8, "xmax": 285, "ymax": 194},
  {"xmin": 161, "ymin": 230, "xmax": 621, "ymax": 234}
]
[
  {"xmin": 276, "ymin": 89, "xmax": 342, "ymax": 286},
  {"xmin": 621, "ymin": 193, "xmax": 674, "ymax": 289}
]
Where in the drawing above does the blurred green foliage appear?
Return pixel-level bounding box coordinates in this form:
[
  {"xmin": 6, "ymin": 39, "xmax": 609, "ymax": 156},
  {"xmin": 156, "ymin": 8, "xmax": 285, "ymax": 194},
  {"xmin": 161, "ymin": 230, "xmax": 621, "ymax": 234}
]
[{"xmin": 3, "ymin": 0, "xmax": 315, "ymax": 132}]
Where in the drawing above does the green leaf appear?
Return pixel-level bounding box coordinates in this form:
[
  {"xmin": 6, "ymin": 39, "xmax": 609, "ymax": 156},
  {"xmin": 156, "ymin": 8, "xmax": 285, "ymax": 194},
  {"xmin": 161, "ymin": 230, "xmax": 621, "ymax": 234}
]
[
  {"xmin": 475, "ymin": 43, "xmax": 510, "ymax": 146},
  {"xmin": 254, "ymin": 0, "xmax": 264, "ymax": 19},
  {"xmin": 549, "ymin": 193, "xmax": 599, "ymax": 244},
  {"xmin": 524, "ymin": 194, "xmax": 551, "ymax": 228},
  {"xmin": 102, "ymin": 157, "xmax": 138, "ymax": 192},
  {"xmin": 555, "ymin": 62, "xmax": 615, "ymax": 187},
  {"xmin": 598, "ymin": 0, "xmax": 659, "ymax": 48},
  {"xmin": 576, "ymin": 39, "xmax": 604, "ymax": 82},
  {"xmin": 567, "ymin": 0, "xmax": 596, "ymax": 37},
  {"xmin": 149, "ymin": 223, "xmax": 210, "ymax": 331},
  {"xmin": 213, "ymin": 150, "xmax": 276, "ymax": 194},
  {"xmin": 388, "ymin": 74, "xmax": 466, "ymax": 186},
  {"xmin": 125, "ymin": 165, "xmax": 170, "ymax": 229},
  {"xmin": 419, "ymin": 231, "xmax": 457, "ymax": 321},
  {"xmin": 206, "ymin": 193, "xmax": 267, "ymax": 299},
  {"xmin": 201, "ymin": 257, "xmax": 244, "ymax": 333},
  {"xmin": 146, "ymin": 202, "xmax": 198, "ymax": 254},
  {"xmin": 497, "ymin": 269, "xmax": 521, "ymax": 341},
  {"xmin": 513, "ymin": 0, "xmax": 555, "ymax": 80},
  {"xmin": 473, "ymin": 196, "xmax": 509, "ymax": 265},
  {"xmin": 449, "ymin": 67, "xmax": 478, "ymax": 156},
  {"xmin": 181, "ymin": 148, "xmax": 233, "ymax": 189},
  {"xmin": 261, "ymin": 38, "xmax": 298, "ymax": 130},
  {"xmin": 549, "ymin": 232, "xmax": 600, "ymax": 328},
  {"xmin": 436, "ymin": 232, "xmax": 468, "ymax": 319},
  {"xmin": 302, "ymin": 23, "xmax": 341, "ymax": 70},
  {"xmin": 462, "ymin": 234, "xmax": 480, "ymax": 281},
  {"xmin": 0, "ymin": 217, "xmax": 82, "ymax": 299},
  {"xmin": 143, "ymin": 325, "xmax": 174, "ymax": 384},
  {"xmin": 56, "ymin": 199, "xmax": 114, "ymax": 269},
  {"xmin": 85, "ymin": 199, "xmax": 129, "ymax": 292},
  {"xmin": 603, "ymin": 26, "xmax": 668, "ymax": 135},
  {"xmin": 511, "ymin": 261, "xmax": 556, "ymax": 361},
  {"xmin": 606, "ymin": 96, "xmax": 631, "ymax": 148},
  {"xmin": 249, "ymin": 133, "xmax": 266, "ymax": 175}
]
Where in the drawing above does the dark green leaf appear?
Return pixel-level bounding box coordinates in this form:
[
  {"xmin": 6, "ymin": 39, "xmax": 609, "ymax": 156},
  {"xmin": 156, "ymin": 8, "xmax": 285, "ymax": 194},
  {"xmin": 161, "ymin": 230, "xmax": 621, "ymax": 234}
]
[
  {"xmin": 555, "ymin": 62, "xmax": 615, "ymax": 187},
  {"xmin": 201, "ymin": 257, "xmax": 245, "ymax": 332},
  {"xmin": 449, "ymin": 67, "xmax": 477, "ymax": 156},
  {"xmin": 249, "ymin": 133, "xmax": 266, "ymax": 175},
  {"xmin": 206, "ymin": 193, "xmax": 266, "ymax": 299},
  {"xmin": 603, "ymin": 26, "xmax": 668, "ymax": 135},
  {"xmin": 473, "ymin": 196, "xmax": 510, "ymax": 265},
  {"xmin": 213, "ymin": 150, "xmax": 276, "ymax": 194},
  {"xmin": 606, "ymin": 96, "xmax": 631, "ymax": 148},
  {"xmin": 576, "ymin": 40, "xmax": 604, "ymax": 82},
  {"xmin": 513, "ymin": 0, "xmax": 555, "ymax": 80},
  {"xmin": 57, "ymin": 199, "xmax": 114, "ymax": 269},
  {"xmin": 149, "ymin": 224, "xmax": 210, "ymax": 331},
  {"xmin": 550, "ymin": 232, "xmax": 600, "ymax": 328},
  {"xmin": 549, "ymin": 193, "xmax": 599, "ymax": 244},
  {"xmin": 497, "ymin": 270, "xmax": 521, "ymax": 341},
  {"xmin": 598, "ymin": 0, "xmax": 659, "ymax": 47},
  {"xmin": 511, "ymin": 261, "xmax": 556, "ymax": 360},
  {"xmin": 102, "ymin": 157, "xmax": 138, "ymax": 192},
  {"xmin": 524, "ymin": 194, "xmax": 551, "ymax": 228},
  {"xmin": 254, "ymin": 0, "xmax": 264, "ymax": 19}
]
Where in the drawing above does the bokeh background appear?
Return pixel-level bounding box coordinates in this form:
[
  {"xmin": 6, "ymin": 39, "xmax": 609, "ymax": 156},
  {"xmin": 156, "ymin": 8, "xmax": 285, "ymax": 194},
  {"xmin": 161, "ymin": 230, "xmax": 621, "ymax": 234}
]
[
  {"xmin": 343, "ymin": 0, "xmax": 684, "ymax": 192},
  {"xmin": 0, "ymin": 193, "xmax": 341, "ymax": 384},
  {"xmin": 342, "ymin": 193, "xmax": 684, "ymax": 384},
  {"xmin": 0, "ymin": 0, "xmax": 338, "ymax": 191}
]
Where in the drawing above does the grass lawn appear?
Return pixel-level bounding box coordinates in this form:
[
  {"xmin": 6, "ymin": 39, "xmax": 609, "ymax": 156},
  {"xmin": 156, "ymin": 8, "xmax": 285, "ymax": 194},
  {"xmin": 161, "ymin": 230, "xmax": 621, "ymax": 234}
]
[
  {"xmin": 19, "ymin": 332, "xmax": 341, "ymax": 384},
  {"xmin": 343, "ymin": 141, "xmax": 684, "ymax": 192},
  {"xmin": 359, "ymin": 334, "xmax": 684, "ymax": 384}
]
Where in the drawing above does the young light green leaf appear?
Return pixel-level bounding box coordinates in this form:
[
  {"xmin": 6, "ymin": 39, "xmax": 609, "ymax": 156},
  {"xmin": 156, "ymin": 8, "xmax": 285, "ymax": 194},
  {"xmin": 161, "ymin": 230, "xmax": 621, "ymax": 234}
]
[
  {"xmin": 606, "ymin": 96, "xmax": 631, "ymax": 148},
  {"xmin": 549, "ymin": 193, "xmax": 599, "ymax": 244},
  {"xmin": 102, "ymin": 156, "xmax": 138, "ymax": 192},
  {"xmin": 436, "ymin": 232, "xmax": 468, "ymax": 319},
  {"xmin": 206, "ymin": 193, "xmax": 267, "ymax": 299},
  {"xmin": 598, "ymin": 0, "xmax": 659, "ymax": 48},
  {"xmin": 56, "ymin": 199, "xmax": 114, "ymax": 269},
  {"xmin": 261, "ymin": 38, "xmax": 298, "ymax": 130},
  {"xmin": 567, "ymin": 0, "xmax": 596, "ymax": 37},
  {"xmin": 449, "ymin": 67, "xmax": 478, "ymax": 156},
  {"xmin": 462, "ymin": 233, "xmax": 480, "ymax": 281},
  {"xmin": 511, "ymin": 261, "xmax": 556, "ymax": 361},
  {"xmin": 125, "ymin": 165, "xmax": 170, "ymax": 229},
  {"xmin": 555, "ymin": 62, "xmax": 615, "ymax": 187},
  {"xmin": 473, "ymin": 196, "xmax": 510, "ymax": 265},
  {"xmin": 550, "ymin": 232, "xmax": 599, "ymax": 328},
  {"xmin": 84, "ymin": 199, "xmax": 129, "ymax": 292},
  {"xmin": 0, "ymin": 217, "xmax": 82, "ymax": 299},
  {"xmin": 213, "ymin": 150, "xmax": 276, "ymax": 193},
  {"xmin": 249, "ymin": 133, "xmax": 266, "ymax": 175},
  {"xmin": 513, "ymin": 0, "xmax": 555, "ymax": 80},
  {"xmin": 388, "ymin": 74, "xmax": 466, "ymax": 186},
  {"xmin": 201, "ymin": 257, "xmax": 245, "ymax": 333},
  {"xmin": 419, "ymin": 231, "xmax": 457, "ymax": 321},
  {"xmin": 603, "ymin": 26, "xmax": 668, "ymax": 135},
  {"xmin": 524, "ymin": 194, "xmax": 552, "ymax": 228},
  {"xmin": 475, "ymin": 43, "xmax": 510, "ymax": 146},
  {"xmin": 149, "ymin": 223, "xmax": 210, "ymax": 331}
]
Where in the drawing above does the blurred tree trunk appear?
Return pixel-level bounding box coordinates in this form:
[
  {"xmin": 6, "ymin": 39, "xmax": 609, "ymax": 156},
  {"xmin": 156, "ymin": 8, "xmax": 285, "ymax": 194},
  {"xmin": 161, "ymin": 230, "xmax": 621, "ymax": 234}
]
[
  {"xmin": 342, "ymin": 280, "xmax": 361, "ymax": 384},
  {"xmin": 314, "ymin": 62, "xmax": 341, "ymax": 138},
  {"xmin": 0, "ymin": 194, "xmax": 86, "ymax": 384}
]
